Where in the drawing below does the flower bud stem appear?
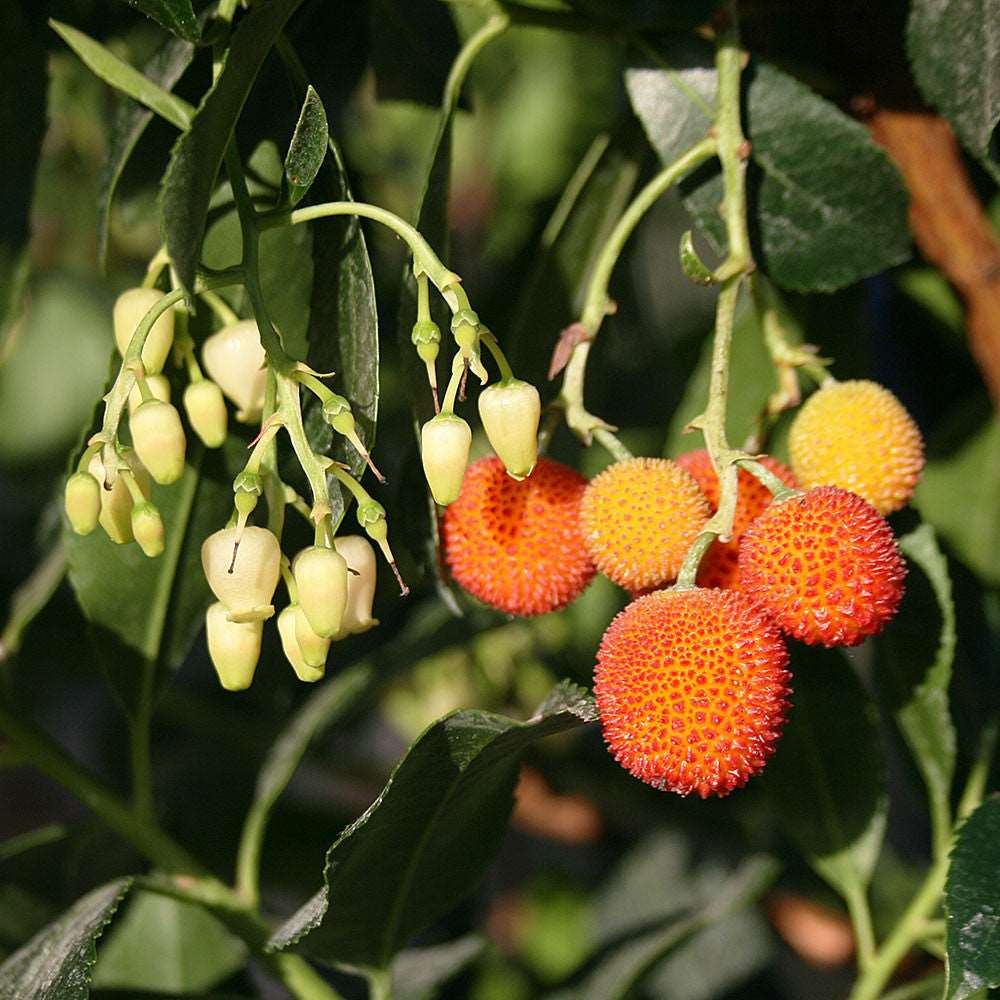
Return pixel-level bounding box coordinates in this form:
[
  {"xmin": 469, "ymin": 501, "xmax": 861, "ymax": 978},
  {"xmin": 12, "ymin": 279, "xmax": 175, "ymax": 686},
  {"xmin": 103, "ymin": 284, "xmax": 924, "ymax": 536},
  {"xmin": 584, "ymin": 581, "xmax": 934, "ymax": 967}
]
[
  {"xmin": 199, "ymin": 288, "xmax": 239, "ymax": 326},
  {"xmin": 119, "ymin": 467, "xmax": 146, "ymax": 505},
  {"xmin": 479, "ymin": 327, "xmax": 514, "ymax": 382},
  {"xmin": 142, "ymin": 246, "xmax": 170, "ymax": 289}
]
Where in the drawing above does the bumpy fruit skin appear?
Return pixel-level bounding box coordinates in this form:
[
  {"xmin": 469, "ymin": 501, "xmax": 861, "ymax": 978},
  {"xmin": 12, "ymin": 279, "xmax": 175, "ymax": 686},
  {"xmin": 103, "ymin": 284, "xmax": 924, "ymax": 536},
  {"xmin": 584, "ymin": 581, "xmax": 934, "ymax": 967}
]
[
  {"xmin": 595, "ymin": 588, "xmax": 791, "ymax": 798},
  {"xmin": 579, "ymin": 458, "xmax": 710, "ymax": 591},
  {"xmin": 676, "ymin": 450, "xmax": 798, "ymax": 590},
  {"xmin": 739, "ymin": 486, "xmax": 906, "ymax": 646},
  {"xmin": 442, "ymin": 456, "xmax": 594, "ymax": 616},
  {"xmin": 789, "ymin": 380, "xmax": 924, "ymax": 515},
  {"xmin": 113, "ymin": 288, "xmax": 175, "ymax": 375}
]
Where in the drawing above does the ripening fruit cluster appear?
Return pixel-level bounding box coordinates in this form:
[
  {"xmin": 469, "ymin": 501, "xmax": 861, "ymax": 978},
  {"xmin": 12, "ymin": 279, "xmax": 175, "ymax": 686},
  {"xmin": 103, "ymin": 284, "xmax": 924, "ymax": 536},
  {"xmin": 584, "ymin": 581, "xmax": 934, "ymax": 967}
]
[{"xmin": 441, "ymin": 380, "xmax": 922, "ymax": 800}]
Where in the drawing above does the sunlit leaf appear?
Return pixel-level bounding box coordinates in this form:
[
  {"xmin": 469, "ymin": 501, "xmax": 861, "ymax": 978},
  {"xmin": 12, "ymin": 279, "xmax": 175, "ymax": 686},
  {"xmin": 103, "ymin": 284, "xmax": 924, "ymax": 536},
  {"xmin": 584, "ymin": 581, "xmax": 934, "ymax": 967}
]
[{"xmin": 284, "ymin": 86, "xmax": 328, "ymax": 206}]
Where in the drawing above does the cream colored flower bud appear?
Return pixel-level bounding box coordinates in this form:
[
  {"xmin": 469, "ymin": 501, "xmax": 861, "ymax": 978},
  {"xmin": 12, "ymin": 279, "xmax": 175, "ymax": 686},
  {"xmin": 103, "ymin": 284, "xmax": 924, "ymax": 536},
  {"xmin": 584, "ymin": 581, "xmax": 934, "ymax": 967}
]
[
  {"xmin": 113, "ymin": 288, "xmax": 175, "ymax": 375},
  {"xmin": 478, "ymin": 379, "xmax": 541, "ymax": 481},
  {"xmin": 201, "ymin": 526, "xmax": 281, "ymax": 622},
  {"xmin": 421, "ymin": 414, "xmax": 472, "ymax": 506},
  {"xmin": 130, "ymin": 399, "xmax": 187, "ymax": 485},
  {"xmin": 128, "ymin": 374, "xmax": 171, "ymax": 416},
  {"xmin": 183, "ymin": 379, "xmax": 228, "ymax": 448},
  {"xmin": 131, "ymin": 501, "xmax": 165, "ymax": 558},
  {"xmin": 64, "ymin": 471, "xmax": 101, "ymax": 536},
  {"xmin": 205, "ymin": 602, "xmax": 262, "ymax": 691},
  {"xmin": 292, "ymin": 545, "xmax": 348, "ymax": 639},
  {"xmin": 87, "ymin": 450, "xmax": 151, "ymax": 544},
  {"xmin": 333, "ymin": 535, "xmax": 379, "ymax": 637},
  {"xmin": 277, "ymin": 605, "xmax": 327, "ymax": 682},
  {"xmin": 202, "ymin": 320, "xmax": 267, "ymax": 423}
]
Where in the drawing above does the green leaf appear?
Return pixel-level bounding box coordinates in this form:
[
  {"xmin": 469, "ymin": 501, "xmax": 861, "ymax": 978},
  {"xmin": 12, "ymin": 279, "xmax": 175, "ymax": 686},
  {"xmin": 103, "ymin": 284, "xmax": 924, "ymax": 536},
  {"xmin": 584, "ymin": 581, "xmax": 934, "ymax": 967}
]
[
  {"xmin": 160, "ymin": 0, "xmax": 305, "ymax": 300},
  {"xmin": 269, "ymin": 681, "xmax": 597, "ymax": 968},
  {"xmin": 97, "ymin": 31, "xmax": 196, "ymax": 268},
  {"xmin": 945, "ymin": 795, "xmax": 1000, "ymax": 999},
  {"xmin": 284, "ymin": 86, "xmax": 328, "ymax": 206},
  {"xmin": 908, "ymin": 0, "xmax": 1000, "ymax": 182},
  {"xmin": 552, "ymin": 853, "xmax": 777, "ymax": 1000},
  {"xmin": 390, "ymin": 935, "xmax": 485, "ymax": 1000},
  {"xmin": 65, "ymin": 440, "xmax": 244, "ymax": 709},
  {"xmin": 765, "ymin": 646, "xmax": 887, "ymax": 899},
  {"xmin": 0, "ymin": 877, "xmax": 131, "ymax": 1000},
  {"xmin": 92, "ymin": 890, "xmax": 246, "ymax": 994},
  {"xmin": 49, "ymin": 20, "xmax": 193, "ymax": 130},
  {"xmin": 117, "ymin": 0, "xmax": 200, "ymax": 42},
  {"xmin": 916, "ymin": 410, "xmax": 1000, "ymax": 586},
  {"xmin": 875, "ymin": 525, "xmax": 956, "ymax": 839},
  {"xmin": 627, "ymin": 44, "xmax": 911, "ymax": 291}
]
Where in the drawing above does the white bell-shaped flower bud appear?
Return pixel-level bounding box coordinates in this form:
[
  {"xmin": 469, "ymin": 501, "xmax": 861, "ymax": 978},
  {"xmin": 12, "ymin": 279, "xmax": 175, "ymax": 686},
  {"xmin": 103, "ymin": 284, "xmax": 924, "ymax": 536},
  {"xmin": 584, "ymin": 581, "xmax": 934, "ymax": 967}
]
[
  {"xmin": 205, "ymin": 602, "xmax": 262, "ymax": 691},
  {"xmin": 88, "ymin": 450, "xmax": 151, "ymax": 544},
  {"xmin": 113, "ymin": 288, "xmax": 175, "ymax": 375},
  {"xmin": 128, "ymin": 373, "xmax": 171, "ymax": 416},
  {"xmin": 201, "ymin": 526, "xmax": 281, "ymax": 622},
  {"xmin": 183, "ymin": 379, "xmax": 228, "ymax": 448},
  {"xmin": 64, "ymin": 471, "xmax": 101, "ymax": 536},
  {"xmin": 420, "ymin": 413, "xmax": 472, "ymax": 506},
  {"xmin": 201, "ymin": 320, "xmax": 267, "ymax": 423},
  {"xmin": 130, "ymin": 399, "xmax": 187, "ymax": 485},
  {"xmin": 333, "ymin": 535, "xmax": 379, "ymax": 637},
  {"xmin": 477, "ymin": 379, "xmax": 541, "ymax": 481},
  {"xmin": 131, "ymin": 501, "xmax": 165, "ymax": 558},
  {"xmin": 277, "ymin": 605, "xmax": 327, "ymax": 682},
  {"xmin": 292, "ymin": 545, "xmax": 348, "ymax": 639}
]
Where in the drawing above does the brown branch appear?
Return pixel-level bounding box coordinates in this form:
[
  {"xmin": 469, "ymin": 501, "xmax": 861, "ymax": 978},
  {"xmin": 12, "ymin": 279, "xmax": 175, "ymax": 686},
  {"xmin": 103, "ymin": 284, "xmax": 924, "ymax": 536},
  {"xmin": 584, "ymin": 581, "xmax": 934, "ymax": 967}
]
[{"xmin": 867, "ymin": 108, "xmax": 1000, "ymax": 405}]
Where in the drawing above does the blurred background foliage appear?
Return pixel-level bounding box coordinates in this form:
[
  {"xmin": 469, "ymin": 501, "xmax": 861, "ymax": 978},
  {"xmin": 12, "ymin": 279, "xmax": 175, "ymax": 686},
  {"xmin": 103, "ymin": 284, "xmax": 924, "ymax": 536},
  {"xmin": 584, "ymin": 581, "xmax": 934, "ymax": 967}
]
[{"xmin": 1, "ymin": 1, "xmax": 999, "ymax": 998}]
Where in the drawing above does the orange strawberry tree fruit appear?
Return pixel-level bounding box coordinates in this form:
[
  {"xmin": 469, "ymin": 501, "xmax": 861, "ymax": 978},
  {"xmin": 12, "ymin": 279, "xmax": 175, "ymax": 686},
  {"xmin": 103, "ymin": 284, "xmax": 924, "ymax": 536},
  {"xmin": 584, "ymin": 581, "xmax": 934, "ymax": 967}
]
[{"xmin": 1, "ymin": 2, "xmax": 997, "ymax": 999}]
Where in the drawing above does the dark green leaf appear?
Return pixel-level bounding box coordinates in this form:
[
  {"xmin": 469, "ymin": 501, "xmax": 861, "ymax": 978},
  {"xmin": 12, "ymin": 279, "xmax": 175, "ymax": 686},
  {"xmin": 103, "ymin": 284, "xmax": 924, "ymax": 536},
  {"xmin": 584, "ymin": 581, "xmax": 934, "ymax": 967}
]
[
  {"xmin": 0, "ymin": 5, "xmax": 45, "ymax": 342},
  {"xmin": 908, "ymin": 0, "xmax": 1000, "ymax": 182},
  {"xmin": 390, "ymin": 935, "xmax": 485, "ymax": 1000},
  {"xmin": 117, "ymin": 0, "xmax": 200, "ymax": 42},
  {"xmin": 92, "ymin": 890, "xmax": 246, "ymax": 994},
  {"xmin": 765, "ymin": 646, "xmax": 887, "ymax": 898},
  {"xmin": 875, "ymin": 525, "xmax": 956, "ymax": 831},
  {"xmin": 627, "ymin": 45, "xmax": 911, "ymax": 291},
  {"xmin": 284, "ymin": 86, "xmax": 328, "ymax": 206},
  {"xmin": 49, "ymin": 20, "xmax": 193, "ymax": 130},
  {"xmin": 161, "ymin": 0, "xmax": 305, "ymax": 300},
  {"xmin": 945, "ymin": 795, "xmax": 1000, "ymax": 999},
  {"xmin": 65, "ymin": 439, "xmax": 244, "ymax": 710},
  {"xmin": 269, "ymin": 681, "xmax": 597, "ymax": 968},
  {"xmin": 0, "ymin": 878, "xmax": 131, "ymax": 1000},
  {"xmin": 97, "ymin": 31, "xmax": 196, "ymax": 269}
]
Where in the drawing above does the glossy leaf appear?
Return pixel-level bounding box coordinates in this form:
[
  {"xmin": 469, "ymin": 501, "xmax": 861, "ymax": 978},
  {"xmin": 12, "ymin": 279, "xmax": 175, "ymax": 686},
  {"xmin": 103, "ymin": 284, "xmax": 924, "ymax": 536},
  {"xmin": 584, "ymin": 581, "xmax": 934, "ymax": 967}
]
[
  {"xmin": 945, "ymin": 795, "xmax": 1000, "ymax": 999},
  {"xmin": 284, "ymin": 86, "xmax": 328, "ymax": 206},
  {"xmin": 97, "ymin": 31, "xmax": 196, "ymax": 268},
  {"xmin": 765, "ymin": 646, "xmax": 887, "ymax": 899},
  {"xmin": 627, "ymin": 44, "xmax": 911, "ymax": 291},
  {"xmin": 269, "ymin": 681, "xmax": 597, "ymax": 968},
  {"xmin": 161, "ymin": 0, "xmax": 305, "ymax": 300},
  {"xmin": 92, "ymin": 890, "xmax": 246, "ymax": 993},
  {"xmin": 0, "ymin": 878, "xmax": 131, "ymax": 1000},
  {"xmin": 908, "ymin": 0, "xmax": 1000, "ymax": 181},
  {"xmin": 875, "ymin": 525, "xmax": 956, "ymax": 832},
  {"xmin": 117, "ymin": 0, "xmax": 199, "ymax": 42},
  {"xmin": 49, "ymin": 20, "xmax": 193, "ymax": 130}
]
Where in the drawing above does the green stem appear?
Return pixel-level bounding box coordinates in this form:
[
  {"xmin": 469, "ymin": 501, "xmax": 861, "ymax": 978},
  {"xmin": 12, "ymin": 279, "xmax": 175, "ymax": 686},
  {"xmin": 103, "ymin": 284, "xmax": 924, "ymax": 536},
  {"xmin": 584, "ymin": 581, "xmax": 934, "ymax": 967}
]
[
  {"xmin": 593, "ymin": 427, "xmax": 633, "ymax": 463},
  {"xmin": 843, "ymin": 880, "xmax": 877, "ymax": 973},
  {"xmin": 443, "ymin": 14, "xmax": 509, "ymax": 115},
  {"xmin": 276, "ymin": 373, "xmax": 332, "ymax": 521},
  {"xmin": 879, "ymin": 975, "xmax": 946, "ymax": 1000},
  {"xmin": 200, "ymin": 288, "xmax": 239, "ymax": 326},
  {"xmin": 365, "ymin": 967, "xmax": 392, "ymax": 1000},
  {"xmin": 479, "ymin": 328, "xmax": 514, "ymax": 381}
]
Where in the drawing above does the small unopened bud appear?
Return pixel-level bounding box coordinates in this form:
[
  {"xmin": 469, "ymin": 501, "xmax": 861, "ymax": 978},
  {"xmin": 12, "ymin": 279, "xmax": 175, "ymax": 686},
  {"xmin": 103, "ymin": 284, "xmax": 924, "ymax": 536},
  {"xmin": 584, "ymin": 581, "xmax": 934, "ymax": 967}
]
[
  {"xmin": 292, "ymin": 545, "xmax": 348, "ymax": 639},
  {"xmin": 183, "ymin": 379, "xmax": 228, "ymax": 448},
  {"xmin": 420, "ymin": 414, "xmax": 471, "ymax": 506},
  {"xmin": 205, "ymin": 602, "xmax": 262, "ymax": 691},
  {"xmin": 88, "ymin": 450, "xmax": 151, "ymax": 544},
  {"xmin": 131, "ymin": 501, "xmax": 165, "ymax": 558},
  {"xmin": 357, "ymin": 499, "xmax": 387, "ymax": 539},
  {"xmin": 130, "ymin": 399, "xmax": 187, "ymax": 485},
  {"xmin": 128, "ymin": 373, "xmax": 171, "ymax": 416},
  {"xmin": 411, "ymin": 319, "xmax": 441, "ymax": 363},
  {"xmin": 451, "ymin": 308, "xmax": 480, "ymax": 349},
  {"xmin": 64, "ymin": 471, "xmax": 101, "ymax": 536},
  {"xmin": 277, "ymin": 605, "xmax": 327, "ymax": 682},
  {"xmin": 322, "ymin": 394, "xmax": 355, "ymax": 435},
  {"xmin": 333, "ymin": 535, "xmax": 379, "ymax": 636},
  {"xmin": 113, "ymin": 288, "xmax": 175, "ymax": 375},
  {"xmin": 478, "ymin": 379, "xmax": 541, "ymax": 480},
  {"xmin": 201, "ymin": 526, "xmax": 281, "ymax": 622},
  {"xmin": 202, "ymin": 320, "xmax": 267, "ymax": 423}
]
